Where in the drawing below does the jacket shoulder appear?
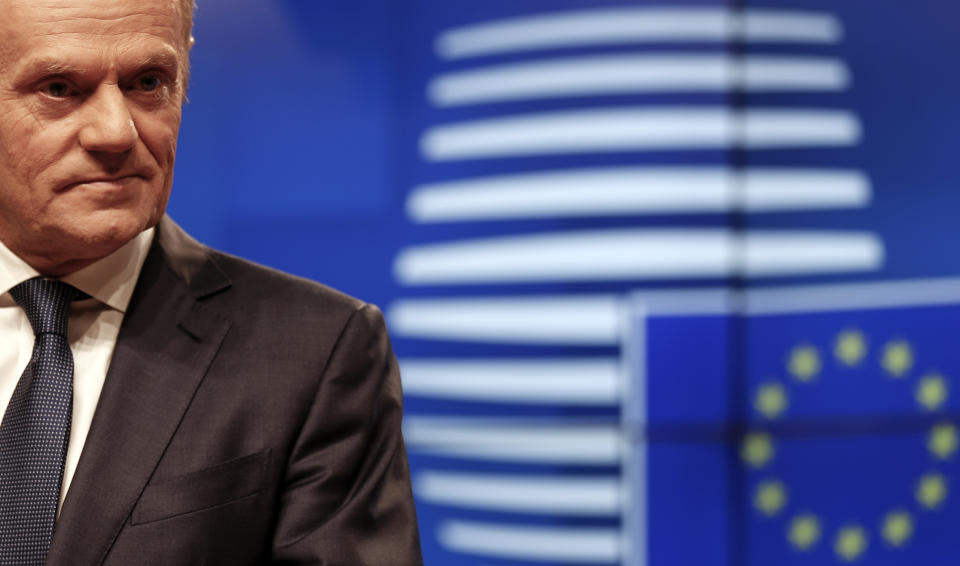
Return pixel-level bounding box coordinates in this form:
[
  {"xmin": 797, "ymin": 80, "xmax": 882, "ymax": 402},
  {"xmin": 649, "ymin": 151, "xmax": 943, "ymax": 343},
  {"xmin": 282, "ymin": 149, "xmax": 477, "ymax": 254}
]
[
  {"xmin": 157, "ymin": 216, "xmax": 361, "ymax": 307},
  {"xmin": 214, "ymin": 249, "xmax": 362, "ymax": 304}
]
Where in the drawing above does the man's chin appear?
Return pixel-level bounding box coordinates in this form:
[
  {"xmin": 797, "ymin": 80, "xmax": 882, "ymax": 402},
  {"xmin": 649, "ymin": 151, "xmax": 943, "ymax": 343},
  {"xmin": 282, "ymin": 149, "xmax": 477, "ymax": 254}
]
[{"xmin": 34, "ymin": 221, "xmax": 153, "ymax": 276}]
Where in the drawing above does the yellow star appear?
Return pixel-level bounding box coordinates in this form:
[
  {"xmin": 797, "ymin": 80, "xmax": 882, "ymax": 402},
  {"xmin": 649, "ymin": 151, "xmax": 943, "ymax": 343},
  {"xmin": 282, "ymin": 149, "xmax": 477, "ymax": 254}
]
[
  {"xmin": 881, "ymin": 510, "xmax": 913, "ymax": 547},
  {"xmin": 881, "ymin": 340, "xmax": 913, "ymax": 378},
  {"xmin": 754, "ymin": 383, "xmax": 788, "ymax": 419},
  {"xmin": 754, "ymin": 480, "xmax": 787, "ymax": 516},
  {"xmin": 742, "ymin": 432, "xmax": 775, "ymax": 469},
  {"xmin": 916, "ymin": 473, "xmax": 948, "ymax": 510},
  {"xmin": 787, "ymin": 514, "xmax": 821, "ymax": 551},
  {"xmin": 835, "ymin": 330, "xmax": 867, "ymax": 366},
  {"xmin": 788, "ymin": 345, "xmax": 821, "ymax": 382},
  {"xmin": 834, "ymin": 525, "xmax": 868, "ymax": 562},
  {"xmin": 916, "ymin": 373, "xmax": 949, "ymax": 411},
  {"xmin": 928, "ymin": 423, "xmax": 958, "ymax": 460}
]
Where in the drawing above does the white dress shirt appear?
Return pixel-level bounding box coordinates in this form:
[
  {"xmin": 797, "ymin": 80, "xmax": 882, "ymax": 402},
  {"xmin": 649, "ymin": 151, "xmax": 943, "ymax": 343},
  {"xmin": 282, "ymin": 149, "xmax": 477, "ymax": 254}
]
[{"xmin": 0, "ymin": 228, "xmax": 154, "ymax": 511}]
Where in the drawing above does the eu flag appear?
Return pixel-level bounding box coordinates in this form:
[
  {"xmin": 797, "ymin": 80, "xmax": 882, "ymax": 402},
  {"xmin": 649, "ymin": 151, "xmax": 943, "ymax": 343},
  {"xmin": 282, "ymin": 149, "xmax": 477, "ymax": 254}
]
[{"xmin": 631, "ymin": 287, "xmax": 960, "ymax": 565}]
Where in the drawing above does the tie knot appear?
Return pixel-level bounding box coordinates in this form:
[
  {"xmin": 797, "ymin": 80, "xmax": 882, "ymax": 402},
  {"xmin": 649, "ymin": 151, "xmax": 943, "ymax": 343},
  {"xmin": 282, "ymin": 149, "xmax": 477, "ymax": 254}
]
[{"xmin": 9, "ymin": 278, "xmax": 87, "ymax": 337}]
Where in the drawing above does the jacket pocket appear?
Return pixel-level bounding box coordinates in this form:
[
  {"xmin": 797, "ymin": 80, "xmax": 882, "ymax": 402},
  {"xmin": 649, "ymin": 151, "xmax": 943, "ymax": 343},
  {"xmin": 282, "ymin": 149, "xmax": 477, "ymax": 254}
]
[{"xmin": 130, "ymin": 448, "xmax": 270, "ymax": 525}]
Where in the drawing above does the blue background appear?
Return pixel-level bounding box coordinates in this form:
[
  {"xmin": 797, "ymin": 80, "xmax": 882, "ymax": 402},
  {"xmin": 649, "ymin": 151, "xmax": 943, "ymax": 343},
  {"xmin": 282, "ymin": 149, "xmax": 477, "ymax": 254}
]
[{"xmin": 167, "ymin": 1, "xmax": 960, "ymax": 564}]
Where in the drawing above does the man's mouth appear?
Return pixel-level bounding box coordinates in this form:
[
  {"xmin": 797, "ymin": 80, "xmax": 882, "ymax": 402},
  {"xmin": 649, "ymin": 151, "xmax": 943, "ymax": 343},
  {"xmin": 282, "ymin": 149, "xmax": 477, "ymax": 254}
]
[{"xmin": 60, "ymin": 174, "xmax": 146, "ymax": 192}]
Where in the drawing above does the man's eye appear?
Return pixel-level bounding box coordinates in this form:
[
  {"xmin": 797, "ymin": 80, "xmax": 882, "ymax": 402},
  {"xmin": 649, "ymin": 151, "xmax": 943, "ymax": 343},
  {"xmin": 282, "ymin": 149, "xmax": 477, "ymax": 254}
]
[
  {"xmin": 138, "ymin": 75, "xmax": 162, "ymax": 92},
  {"xmin": 44, "ymin": 81, "xmax": 71, "ymax": 97}
]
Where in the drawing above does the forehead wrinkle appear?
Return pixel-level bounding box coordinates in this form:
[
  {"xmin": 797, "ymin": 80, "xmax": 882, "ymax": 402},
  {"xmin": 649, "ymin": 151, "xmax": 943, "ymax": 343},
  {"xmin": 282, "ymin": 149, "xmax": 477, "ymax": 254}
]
[
  {"xmin": 28, "ymin": 2, "xmax": 179, "ymax": 24},
  {"xmin": 31, "ymin": 22, "xmax": 183, "ymax": 48},
  {"xmin": 9, "ymin": 1, "xmax": 187, "ymax": 52}
]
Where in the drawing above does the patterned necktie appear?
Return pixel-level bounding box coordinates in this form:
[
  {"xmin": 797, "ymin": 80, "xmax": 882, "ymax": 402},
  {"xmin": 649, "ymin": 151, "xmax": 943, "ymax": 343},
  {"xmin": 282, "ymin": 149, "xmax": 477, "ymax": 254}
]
[{"xmin": 0, "ymin": 278, "xmax": 87, "ymax": 564}]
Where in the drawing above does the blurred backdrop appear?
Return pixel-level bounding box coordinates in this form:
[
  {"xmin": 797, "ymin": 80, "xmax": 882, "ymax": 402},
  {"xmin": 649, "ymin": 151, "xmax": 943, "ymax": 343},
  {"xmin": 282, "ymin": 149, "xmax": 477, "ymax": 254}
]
[{"xmin": 169, "ymin": 1, "xmax": 960, "ymax": 564}]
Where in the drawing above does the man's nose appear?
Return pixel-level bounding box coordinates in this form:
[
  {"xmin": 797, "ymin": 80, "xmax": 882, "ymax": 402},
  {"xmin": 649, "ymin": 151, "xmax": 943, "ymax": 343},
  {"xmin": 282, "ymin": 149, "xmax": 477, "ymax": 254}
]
[{"xmin": 77, "ymin": 84, "xmax": 138, "ymax": 156}]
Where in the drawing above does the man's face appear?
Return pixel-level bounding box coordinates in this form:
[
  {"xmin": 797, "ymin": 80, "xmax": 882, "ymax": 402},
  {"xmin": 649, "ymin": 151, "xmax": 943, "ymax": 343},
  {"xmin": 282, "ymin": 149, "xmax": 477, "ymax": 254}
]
[{"xmin": 0, "ymin": 0, "xmax": 187, "ymax": 275}]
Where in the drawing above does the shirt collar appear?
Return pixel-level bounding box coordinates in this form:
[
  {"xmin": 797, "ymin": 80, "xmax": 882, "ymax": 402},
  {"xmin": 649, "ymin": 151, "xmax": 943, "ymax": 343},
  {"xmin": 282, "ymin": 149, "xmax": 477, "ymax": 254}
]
[{"xmin": 0, "ymin": 228, "xmax": 155, "ymax": 313}]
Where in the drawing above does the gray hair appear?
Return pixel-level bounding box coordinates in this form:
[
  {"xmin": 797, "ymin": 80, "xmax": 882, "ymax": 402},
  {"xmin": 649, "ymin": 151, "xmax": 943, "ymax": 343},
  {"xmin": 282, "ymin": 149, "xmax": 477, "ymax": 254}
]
[
  {"xmin": 180, "ymin": 0, "xmax": 195, "ymax": 45},
  {"xmin": 179, "ymin": 0, "xmax": 196, "ymax": 89}
]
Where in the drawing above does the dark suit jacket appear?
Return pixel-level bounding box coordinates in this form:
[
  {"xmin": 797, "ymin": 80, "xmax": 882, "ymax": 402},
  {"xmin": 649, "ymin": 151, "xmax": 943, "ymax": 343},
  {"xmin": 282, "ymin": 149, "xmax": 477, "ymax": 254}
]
[{"xmin": 43, "ymin": 217, "xmax": 422, "ymax": 565}]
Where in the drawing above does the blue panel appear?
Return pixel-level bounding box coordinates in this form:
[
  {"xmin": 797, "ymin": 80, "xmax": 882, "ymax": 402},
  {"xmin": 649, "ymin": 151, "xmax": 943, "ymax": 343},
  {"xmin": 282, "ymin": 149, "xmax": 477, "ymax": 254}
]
[
  {"xmin": 642, "ymin": 316, "xmax": 734, "ymax": 427},
  {"xmin": 645, "ymin": 442, "xmax": 733, "ymax": 566}
]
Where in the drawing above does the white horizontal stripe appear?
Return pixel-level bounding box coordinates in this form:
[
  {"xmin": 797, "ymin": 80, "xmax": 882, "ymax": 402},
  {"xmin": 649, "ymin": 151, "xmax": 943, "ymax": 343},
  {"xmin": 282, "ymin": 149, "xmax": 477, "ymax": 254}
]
[
  {"xmin": 439, "ymin": 521, "xmax": 621, "ymax": 563},
  {"xmin": 407, "ymin": 167, "xmax": 870, "ymax": 222},
  {"xmin": 396, "ymin": 229, "xmax": 733, "ymax": 283},
  {"xmin": 429, "ymin": 54, "xmax": 848, "ymax": 106},
  {"xmin": 744, "ymin": 169, "xmax": 870, "ymax": 211},
  {"xmin": 743, "ymin": 109, "xmax": 861, "ymax": 148},
  {"xmin": 400, "ymin": 358, "xmax": 620, "ymax": 404},
  {"xmin": 388, "ymin": 295, "xmax": 622, "ymax": 344},
  {"xmin": 744, "ymin": 56, "xmax": 850, "ymax": 91},
  {"xmin": 747, "ymin": 277, "xmax": 960, "ymax": 315},
  {"xmin": 436, "ymin": 7, "xmax": 840, "ymax": 60},
  {"xmin": 389, "ymin": 290, "xmax": 734, "ymax": 344},
  {"xmin": 744, "ymin": 232, "xmax": 883, "ymax": 276},
  {"xmin": 415, "ymin": 472, "xmax": 621, "ymax": 515},
  {"xmin": 403, "ymin": 417, "xmax": 621, "ymax": 464},
  {"xmin": 421, "ymin": 107, "xmax": 860, "ymax": 161},
  {"xmin": 394, "ymin": 229, "xmax": 883, "ymax": 284},
  {"xmin": 744, "ymin": 10, "xmax": 842, "ymax": 42}
]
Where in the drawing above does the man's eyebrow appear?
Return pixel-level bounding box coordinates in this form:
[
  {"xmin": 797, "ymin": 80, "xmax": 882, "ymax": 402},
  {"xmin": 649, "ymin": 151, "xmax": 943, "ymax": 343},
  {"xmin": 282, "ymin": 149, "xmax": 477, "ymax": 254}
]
[
  {"xmin": 137, "ymin": 52, "xmax": 180, "ymax": 74},
  {"xmin": 12, "ymin": 51, "xmax": 182, "ymax": 84},
  {"xmin": 14, "ymin": 58, "xmax": 87, "ymax": 82}
]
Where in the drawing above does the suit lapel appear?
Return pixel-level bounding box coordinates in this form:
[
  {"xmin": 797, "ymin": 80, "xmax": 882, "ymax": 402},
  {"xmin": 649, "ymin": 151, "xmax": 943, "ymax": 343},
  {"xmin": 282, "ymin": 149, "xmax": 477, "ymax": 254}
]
[{"xmin": 46, "ymin": 218, "xmax": 232, "ymax": 566}]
